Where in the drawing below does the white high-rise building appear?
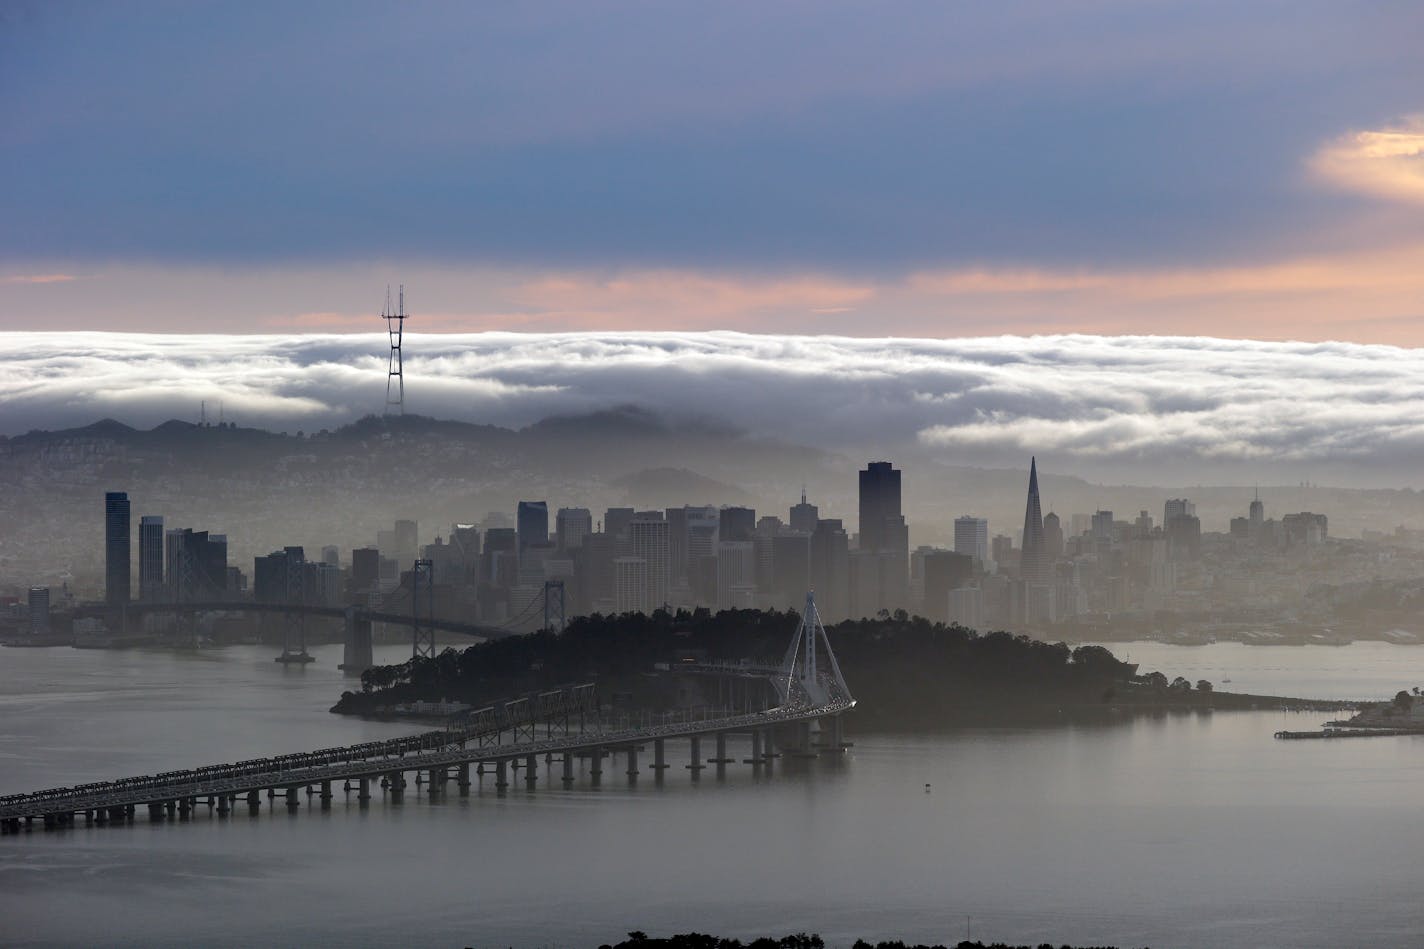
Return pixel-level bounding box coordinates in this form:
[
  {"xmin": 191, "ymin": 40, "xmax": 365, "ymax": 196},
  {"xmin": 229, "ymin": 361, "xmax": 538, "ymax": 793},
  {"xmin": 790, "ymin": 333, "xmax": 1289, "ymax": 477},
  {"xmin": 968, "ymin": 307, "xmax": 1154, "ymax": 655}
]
[
  {"xmin": 628, "ymin": 515, "xmax": 670, "ymax": 612},
  {"xmin": 716, "ymin": 541, "xmax": 756, "ymax": 611},
  {"xmin": 613, "ymin": 557, "xmax": 649, "ymax": 614},
  {"xmin": 953, "ymin": 516, "xmax": 989, "ymax": 566}
]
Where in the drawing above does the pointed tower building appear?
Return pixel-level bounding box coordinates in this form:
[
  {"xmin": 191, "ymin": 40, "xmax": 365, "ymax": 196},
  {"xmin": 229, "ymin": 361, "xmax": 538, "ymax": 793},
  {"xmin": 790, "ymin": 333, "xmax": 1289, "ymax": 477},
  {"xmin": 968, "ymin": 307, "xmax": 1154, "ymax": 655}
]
[{"xmin": 1020, "ymin": 457, "xmax": 1047, "ymax": 582}]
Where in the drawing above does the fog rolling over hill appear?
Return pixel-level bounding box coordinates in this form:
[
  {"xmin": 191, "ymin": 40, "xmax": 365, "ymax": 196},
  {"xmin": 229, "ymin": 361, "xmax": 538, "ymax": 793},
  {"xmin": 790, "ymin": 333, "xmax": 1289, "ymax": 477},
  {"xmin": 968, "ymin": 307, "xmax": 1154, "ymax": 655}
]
[
  {"xmin": 8, "ymin": 331, "xmax": 1424, "ymax": 490},
  {"xmin": 3, "ymin": 407, "xmax": 1424, "ymax": 598}
]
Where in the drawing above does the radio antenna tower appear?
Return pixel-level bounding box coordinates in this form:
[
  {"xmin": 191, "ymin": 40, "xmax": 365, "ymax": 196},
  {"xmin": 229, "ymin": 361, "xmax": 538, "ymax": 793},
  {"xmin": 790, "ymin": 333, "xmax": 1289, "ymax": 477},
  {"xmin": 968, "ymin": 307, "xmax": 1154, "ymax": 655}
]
[{"xmin": 383, "ymin": 285, "xmax": 408, "ymax": 415}]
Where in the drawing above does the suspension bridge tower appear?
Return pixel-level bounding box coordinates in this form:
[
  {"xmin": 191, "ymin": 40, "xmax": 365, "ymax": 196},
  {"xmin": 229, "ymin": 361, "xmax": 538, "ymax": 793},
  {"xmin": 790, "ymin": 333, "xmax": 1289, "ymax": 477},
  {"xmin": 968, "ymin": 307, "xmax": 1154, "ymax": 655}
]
[{"xmin": 383, "ymin": 285, "xmax": 408, "ymax": 416}]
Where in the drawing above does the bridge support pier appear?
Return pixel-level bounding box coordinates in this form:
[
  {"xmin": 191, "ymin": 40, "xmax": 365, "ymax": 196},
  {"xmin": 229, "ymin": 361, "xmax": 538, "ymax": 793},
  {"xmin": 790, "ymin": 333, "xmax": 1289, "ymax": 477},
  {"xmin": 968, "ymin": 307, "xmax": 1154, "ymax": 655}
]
[
  {"xmin": 525, "ymin": 754, "xmax": 538, "ymax": 787},
  {"xmin": 712, "ymin": 732, "xmax": 733, "ymax": 775},
  {"xmin": 216, "ymin": 795, "xmax": 230, "ymax": 817},
  {"xmin": 388, "ymin": 773, "xmax": 405, "ymax": 801},
  {"xmin": 590, "ymin": 748, "xmax": 604, "ymax": 784},
  {"xmin": 562, "ymin": 753, "xmax": 575, "ymax": 785},
  {"xmin": 625, "ymin": 744, "xmax": 639, "ymax": 779},
  {"xmin": 165, "ymin": 800, "xmax": 176, "ymax": 819},
  {"xmin": 791, "ymin": 721, "xmax": 816, "ymax": 758},
  {"xmin": 495, "ymin": 759, "xmax": 509, "ymax": 792},
  {"xmin": 285, "ymin": 787, "xmax": 299, "ymax": 810},
  {"xmin": 178, "ymin": 799, "xmax": 192, "ymax": 821},
  {"xmin": 457, "ymin": 763, "xmax": 470, "ymax": 796},
  {"xmin": 247, "ymin": 790, "xmax": 260, "ymax": 813},
  {"xmin": 686, "ymin": 735, "xmax": 704, "ymax": 773},
  {"xmin": 652, "ymin": 739, "xmax": 668, "ymax": 773},
  {"xmin": 358, "ymin": 778, "xmax": 371, "ymax": 803},
  {"xmin": 747, "ymin": 729, "xmax": 763, "ymax": 765},
  {"xmin": 320, "ymin": 780, "xmax": 332, "ymax": 809}
]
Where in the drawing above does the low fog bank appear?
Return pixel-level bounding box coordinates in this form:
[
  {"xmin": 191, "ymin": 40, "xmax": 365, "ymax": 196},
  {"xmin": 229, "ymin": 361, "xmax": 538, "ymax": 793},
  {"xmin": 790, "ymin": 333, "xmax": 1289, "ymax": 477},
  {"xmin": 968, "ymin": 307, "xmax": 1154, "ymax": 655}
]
[{"xmin": 5, "ymin": 331, "xmax": 1424, "ymax": 488}]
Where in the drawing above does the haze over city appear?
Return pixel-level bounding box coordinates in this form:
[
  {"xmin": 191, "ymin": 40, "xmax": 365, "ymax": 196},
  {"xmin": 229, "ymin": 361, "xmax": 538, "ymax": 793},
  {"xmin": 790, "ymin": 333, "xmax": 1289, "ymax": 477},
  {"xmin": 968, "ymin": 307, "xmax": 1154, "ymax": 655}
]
[{"xmin": 4, "ymin": 3, "xmax": 1424, "ymax": 949}]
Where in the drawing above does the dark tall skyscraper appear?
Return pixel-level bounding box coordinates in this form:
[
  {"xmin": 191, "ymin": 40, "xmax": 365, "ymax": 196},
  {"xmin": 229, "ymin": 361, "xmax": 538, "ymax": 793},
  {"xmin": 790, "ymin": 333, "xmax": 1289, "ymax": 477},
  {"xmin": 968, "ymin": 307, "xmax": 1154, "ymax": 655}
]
[
  {"xmin": 858, "ymin": 462, "xmax": 901, "ymax": 553},
  {"xmin": 139, "ymin": 514, "xmax": 164, "ymax": 601},
  {"xmin": 719, "ymin": 506, "xmax": 756, "ymax": 543},
  {"xmin": 105, "ymin": 491, "xmax": 131, "ymax": 607},
  {"xmin": 856, "ymin": 462, "xmax": 908, "ymax": 615},
  {"xmin": 517, "ymin": 501, "xmax": 549, "ymax": 559},
  {"xmin": 1020, "ymin": 457, "xmax": 1047, "ymax": 581}
]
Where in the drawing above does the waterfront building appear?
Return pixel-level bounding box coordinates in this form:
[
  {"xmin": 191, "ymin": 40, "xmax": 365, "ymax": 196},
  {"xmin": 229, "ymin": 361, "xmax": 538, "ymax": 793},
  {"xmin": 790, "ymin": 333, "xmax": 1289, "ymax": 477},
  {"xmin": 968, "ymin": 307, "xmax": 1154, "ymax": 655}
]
[
  {"xmin": 105, "ymin": 491, "xmax": 131, "ymax": 607},
  {"xmin": 27, "ymin": 587, "xmax": 50, "ymax": 635},
  {"xmin": 139, "ymin": 514, "xmax": 164, "ymax": 602}
]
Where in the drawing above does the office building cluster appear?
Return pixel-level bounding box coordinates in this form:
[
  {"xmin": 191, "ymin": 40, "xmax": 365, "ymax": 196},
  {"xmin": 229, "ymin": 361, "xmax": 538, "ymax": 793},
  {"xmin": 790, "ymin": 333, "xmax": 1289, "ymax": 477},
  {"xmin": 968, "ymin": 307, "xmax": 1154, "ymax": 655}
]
[{"xmin": 0, "ymin": 460, "xmax": 1356, "ymax": 644}]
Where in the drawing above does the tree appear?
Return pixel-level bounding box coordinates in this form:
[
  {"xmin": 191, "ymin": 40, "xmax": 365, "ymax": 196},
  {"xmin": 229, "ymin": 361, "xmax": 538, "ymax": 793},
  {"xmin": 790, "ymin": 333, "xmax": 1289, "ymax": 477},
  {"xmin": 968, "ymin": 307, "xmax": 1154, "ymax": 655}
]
[
  {"xmin": 1196, "ymin": 679, "xmax": 1213, "ymax": 692},
  {"xmin": 1170, "ymin": 676, "xmax": 1192, "ymax": 691},
  {"xmin": 1395, "ymin": 690, "xmax": 1414, "ymax": 712},
  {"xmin": 1143, "ymin": 671, "xmax": 1169, "ymax": 690}
]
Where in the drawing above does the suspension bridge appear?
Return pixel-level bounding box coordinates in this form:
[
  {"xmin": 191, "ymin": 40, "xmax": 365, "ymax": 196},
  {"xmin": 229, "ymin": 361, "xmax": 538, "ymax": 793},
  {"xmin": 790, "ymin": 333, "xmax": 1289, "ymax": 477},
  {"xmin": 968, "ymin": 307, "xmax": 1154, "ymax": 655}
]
[
  {"xmin": 75, "ymin": 568, "xmax": 569, "ymax": 671},
  {"xmin": 1, "ymin": 593, "xmax": 854, "ymax": 834}
]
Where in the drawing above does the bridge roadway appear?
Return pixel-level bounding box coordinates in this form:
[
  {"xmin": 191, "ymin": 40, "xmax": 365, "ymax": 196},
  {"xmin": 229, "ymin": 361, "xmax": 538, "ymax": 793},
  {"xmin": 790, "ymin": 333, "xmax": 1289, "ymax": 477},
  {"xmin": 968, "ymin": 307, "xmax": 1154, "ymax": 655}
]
[
  {"xmin": 0, "ymin": 676, "xmax": 854, "ymax": 832},
  {"xmin": 73, "ymin": 600, "xmax": 516, "ymax": 640}
]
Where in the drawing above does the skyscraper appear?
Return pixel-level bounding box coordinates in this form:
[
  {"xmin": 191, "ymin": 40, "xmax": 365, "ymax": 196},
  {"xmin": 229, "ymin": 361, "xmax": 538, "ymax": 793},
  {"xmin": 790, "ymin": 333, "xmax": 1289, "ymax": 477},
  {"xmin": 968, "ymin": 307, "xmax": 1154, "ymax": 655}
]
[
  {"xmin": 1043, "ymin": 511, "xmax": 1064, "ymax": 560},
  {"xmin": 953, "ymin": 516, "xmax": 989, "ymax": 566},
  {"xmin": 719, "ymin": 506, "xmax": 756, "ymax": 543},
  {"xmin": 517, "ymin": 501, "xmax": 549, "ymax": 559},
  {"xmin": 789, "ymin": 488, "xmax": 819, "ymax": 535},
  {"xmin": 105, "ymin": 491, "xmax": 131, "ymax": 607},
  {"xmin": 858, "ymin": 462, "xmax": 901, "ymax": 553},
  {"xmin": 555, "ymin": 507, "xmax": 592, "ymax": 552},
  {"xmin": 1020, "ymin": 457, "xmax": 1047, "ymax": 581},
  {"xmin": 857, "ymin": 461, "xmax": 908, "ymax": 613},
  {"xmin": 139, "ymin": 515, "xmax": 165, "ymax": 601},
  {"xmin": 810, "ymin": 518, "xmax": 850, "ymax": 622},
  {"xmin": 628, "ymin": 514, "xmax": 670, "ymax": 611},
  {"xmin": 393, "ymin": 519, "xmax": 419, "ymax": 566}
]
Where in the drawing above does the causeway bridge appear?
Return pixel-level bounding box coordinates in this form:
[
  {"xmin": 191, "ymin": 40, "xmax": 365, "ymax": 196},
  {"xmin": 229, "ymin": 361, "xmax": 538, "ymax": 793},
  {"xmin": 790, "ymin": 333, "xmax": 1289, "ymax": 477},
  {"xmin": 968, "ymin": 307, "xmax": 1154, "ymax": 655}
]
[{"xmin": 1, "ymin": 595, "xmax": 854, "ymax": 834}]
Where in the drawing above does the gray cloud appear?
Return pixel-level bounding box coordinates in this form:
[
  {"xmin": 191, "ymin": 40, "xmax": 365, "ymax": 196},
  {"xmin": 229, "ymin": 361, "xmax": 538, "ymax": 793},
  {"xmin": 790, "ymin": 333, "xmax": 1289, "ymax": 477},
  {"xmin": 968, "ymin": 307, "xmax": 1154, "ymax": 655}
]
[
  {"xmin": 4, "ymin": 331, "xmax": 1423, "ymax": 487},
  {"xmin": 3, "ymin": 2, "xmax": 1421, "ymax": 271}
]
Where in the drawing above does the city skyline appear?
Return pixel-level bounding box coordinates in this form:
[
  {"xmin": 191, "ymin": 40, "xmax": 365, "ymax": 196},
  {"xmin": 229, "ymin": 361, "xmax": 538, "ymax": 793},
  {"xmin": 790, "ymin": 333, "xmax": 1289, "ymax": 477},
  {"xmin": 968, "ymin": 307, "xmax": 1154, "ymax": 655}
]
[{"xmin": 36, "ymin": 452, "xmax": 1354, "ymax": 649}]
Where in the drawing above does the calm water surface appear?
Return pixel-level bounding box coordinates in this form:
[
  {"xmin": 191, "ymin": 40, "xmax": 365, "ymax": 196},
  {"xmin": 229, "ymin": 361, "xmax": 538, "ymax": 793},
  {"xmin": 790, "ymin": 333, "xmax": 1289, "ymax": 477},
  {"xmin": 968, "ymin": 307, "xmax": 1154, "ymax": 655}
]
[{"xmin": 4, "ymin": 642, "xmax": 1424, "ymax": 949}]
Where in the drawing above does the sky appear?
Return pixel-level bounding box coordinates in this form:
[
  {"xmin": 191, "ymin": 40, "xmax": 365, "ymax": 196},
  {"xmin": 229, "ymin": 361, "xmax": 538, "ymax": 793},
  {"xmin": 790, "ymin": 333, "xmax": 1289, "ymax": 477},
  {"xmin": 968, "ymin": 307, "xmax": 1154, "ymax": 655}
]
[
  {"xmin": 1, "ymin": 1, "xmax": 1422, "ymax": 341},
  {"xmin": 2, "ymin": 2, "xmax": 1423, "ymax": 484}
]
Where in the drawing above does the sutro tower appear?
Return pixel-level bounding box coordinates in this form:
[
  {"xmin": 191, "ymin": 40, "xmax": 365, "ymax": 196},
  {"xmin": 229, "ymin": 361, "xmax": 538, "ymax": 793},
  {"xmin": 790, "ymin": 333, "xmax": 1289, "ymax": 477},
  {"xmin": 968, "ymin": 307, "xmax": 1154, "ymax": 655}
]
[{"xmin": 383, "ymin": 285, "xmax": 408, "ymax": 415}]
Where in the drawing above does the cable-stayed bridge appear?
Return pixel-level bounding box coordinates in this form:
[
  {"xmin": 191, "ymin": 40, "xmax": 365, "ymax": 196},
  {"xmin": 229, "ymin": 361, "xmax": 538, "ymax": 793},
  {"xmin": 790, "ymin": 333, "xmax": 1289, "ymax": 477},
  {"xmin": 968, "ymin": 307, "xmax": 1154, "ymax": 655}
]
[{"xmin": 1, "ymin": 594, "xmax": 854, "ymax": 834}]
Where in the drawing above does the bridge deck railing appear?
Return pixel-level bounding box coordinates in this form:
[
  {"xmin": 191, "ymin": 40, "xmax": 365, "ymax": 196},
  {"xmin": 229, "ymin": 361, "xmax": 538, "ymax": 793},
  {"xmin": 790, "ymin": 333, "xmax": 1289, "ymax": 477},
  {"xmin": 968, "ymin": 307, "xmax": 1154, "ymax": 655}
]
[{"xmin": 0, "ymin": 672, "xmax": 853, "ymax": 821}]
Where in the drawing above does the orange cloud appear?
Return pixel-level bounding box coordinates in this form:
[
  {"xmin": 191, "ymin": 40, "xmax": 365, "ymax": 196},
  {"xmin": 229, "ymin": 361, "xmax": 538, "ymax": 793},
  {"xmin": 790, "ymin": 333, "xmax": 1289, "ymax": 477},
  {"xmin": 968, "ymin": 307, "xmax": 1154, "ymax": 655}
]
[
  {"xmin": 1310, "ymin": 116, "xmax": 1424, "ymax": 205},
  {"xmin": 901, "ymin": 243, "xmax": 1424, "ymax": 343}
]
